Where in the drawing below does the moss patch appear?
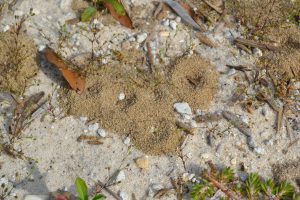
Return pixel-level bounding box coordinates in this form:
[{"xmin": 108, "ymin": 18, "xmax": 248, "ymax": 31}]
[{"xmin": 0, "ymin": 32, "xmax": 38, "ymax": 95}]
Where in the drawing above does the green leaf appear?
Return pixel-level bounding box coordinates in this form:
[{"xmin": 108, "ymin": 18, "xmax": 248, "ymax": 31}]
[
  {"xmin": 75, "ymin": 177, "xmax": 89, "ymax": 200},
  {"xmin": 81, "ymin": 7, "xmax": 97, "ymax": 22},
  {"xmin": 92, "ymin": 194, "xmax": 106, "ymax": 200},
  {"xmin": 104, "ymin": 0, "xmax": 126, "ymax": 15}
]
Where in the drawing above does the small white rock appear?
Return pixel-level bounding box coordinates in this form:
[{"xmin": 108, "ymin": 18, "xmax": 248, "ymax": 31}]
[
  {"xmin": 123, "ymin": 137, "xmax": 131, "ymax": 145},
  {"xmin": 253, "ymin": 48, "xmax": 263, "ymax": 57},
  {"xmin": 188, "ymin": 173, "xmax": 195, "ymax": 181},
  {"xmin": 97, "ymin": 129, "xmax": 107, "ymax": 137},
  {"xmin": 3, "ymin": 25, "xmax": 10, "ymax": 32},
  {"xmin": 162, "ymin": 19, "xmax": 170, "ymax": 27},
  {"xmin": 230, "ymin": 158, "xmax": 237, "ymax": 165},
  {"xmin": 118, "ymin": 92, "xmax": 125, "ymax": 100},
  {"xmin": 191, "ymin": 177, "xmax": 197, "ymax": 183},
  {"xmin": 174, "ymin": 102, "xmax": 192, "ymax": 115},
  {"xmin": 119, "ymin": 191, "xmax": 129, "ymax": 200},
  {"xmin": 136, "ymin": 33, "xmax": 148, "ymax": 43},
  {"xmin": 182, "ymin": 172, "xmax": 189, "ymax": 182},
  {"xmin": 240, "ymin": 115, "xmax": 249, "ymax": 124},
  {"xmin": 169, "ymin": 20, "xmax": 177, "ymax": 30},
  {"xmin": 201, "ymin": 153, "xmax": 211, "ymax": 160},
  {"xmin": 116, "ymin": 170, "xmax": 126, "ymax": 182},
  {"xmin": 38, "ymin": 45, "xmax": 46, "ymax": 52},
  {"xmin": 254, "ymin": 147, "xmax": 265, "ymax": 155},
  {"xmin": 88, "ymin": 123, "xmax": 99, "ymax": 132},
  {"xmin": 227, "ymin": 68, "xmax": 236, "ymax": 76},
  {"xmin": 175, "ymin": 16, "xmax": 181, "ymax": 22}
]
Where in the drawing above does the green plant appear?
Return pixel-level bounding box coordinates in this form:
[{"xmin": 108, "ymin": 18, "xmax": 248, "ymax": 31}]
[
  {"xmin": 75, "ymin": 178, "xmax": 106, "ymax": 200},
  {"xmin": 190, "ymin": 164, "xmax": 299, "ymax": 200}
]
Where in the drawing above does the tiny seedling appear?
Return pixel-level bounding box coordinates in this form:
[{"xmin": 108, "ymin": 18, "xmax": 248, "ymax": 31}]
[{"xmin": 75, "ymin": 178, "xmax": 106, "ymax": 200}]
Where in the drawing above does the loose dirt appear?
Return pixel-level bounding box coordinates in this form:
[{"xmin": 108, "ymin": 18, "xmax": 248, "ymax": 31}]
[
  {"xmin": 0, "ymin": 32, "xmax": 38, "ymax": 95},
  {"xmin": 60, "ymin": 55, "xmax": 218, "ymax": 155}
]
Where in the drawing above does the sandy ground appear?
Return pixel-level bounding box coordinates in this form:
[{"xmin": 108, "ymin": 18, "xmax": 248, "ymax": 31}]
[{"xmin": 0, "ymin": 0, "xmax": 299, "ymax": 199}]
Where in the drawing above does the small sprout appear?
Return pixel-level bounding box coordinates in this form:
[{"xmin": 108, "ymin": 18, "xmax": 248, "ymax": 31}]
[
  {"xmin": 274, "ymin": 181, "xmax": 295, "ymax": 199},
  {"xmin": 190, "ymin": 180, "xmax": 215, "ymax": 200},
  {"xmin": 217, "ymin": 167, "xmax": 234, "ymax": 183},
  {"xmin": 244, "ymin": 173, "xmax": 262, "ymax": 199}
]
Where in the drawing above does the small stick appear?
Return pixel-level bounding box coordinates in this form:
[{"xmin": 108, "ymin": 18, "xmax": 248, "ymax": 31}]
[
  {"xmin": 236, "ymin": 43, "xmax": 252, "ymax": 54},
  {"xmin": 196, "ymin": 32, "xmax": 218, "ymax": 48},
  {"xmin": 235, "ymin": 38, "xmax": 279, "ymax": 51},
  {"xmin": 203, "ymin": 172, "xmax": 240, "ymax": 200},
  {"xmin": 97, "ymin": 180, "xmax": 121, "ymax": 200}
]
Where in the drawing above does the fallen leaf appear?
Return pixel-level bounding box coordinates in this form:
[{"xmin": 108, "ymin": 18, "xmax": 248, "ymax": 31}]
[
  {"xmin": 103, "ymin": 0, "xmax": 133, "ymax": 29},
  {"xmin": 44, "ymin": 47, "xmax": 85, "ymax": 94},
  {"xmin": 164, "ymin": 0, "xmax": 202, "ymax": 31},
  {"xmin": 81, "ymin": 6, "xmax": 97, "ymax": 22}
]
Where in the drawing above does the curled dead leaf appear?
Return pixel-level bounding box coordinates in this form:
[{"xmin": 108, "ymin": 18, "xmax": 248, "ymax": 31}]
[
  {"xmin": 44, "ymin": 47, "xmax": 85, "ymax": 94},
  {"xmin": 104, "ymin": 1, "xmax": 133, "ymax": 29}
]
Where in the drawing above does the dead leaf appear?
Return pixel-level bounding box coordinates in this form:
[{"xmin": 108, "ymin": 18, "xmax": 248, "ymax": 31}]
[
  {"xmin": 104, "ymin": 2, "xmax": 133, "ymax": 29},
  {"xmin": 44, "ymin": 47, "xmax": 85, "ymax": 94}
]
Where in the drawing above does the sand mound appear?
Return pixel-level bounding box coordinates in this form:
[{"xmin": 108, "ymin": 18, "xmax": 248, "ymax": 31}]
[
  {"xmin": 60, "ymin": 56, "xmax": 218, "ymax": 155},
  {"xmin": 0, "ymin": 32, "xmax": 38, "ymax": 95}
]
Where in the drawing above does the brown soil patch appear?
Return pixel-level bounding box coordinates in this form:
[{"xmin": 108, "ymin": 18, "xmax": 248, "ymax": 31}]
[
  {"xmin": 60, "ymin": 56, "xmax": 218, "ymax": 155},
  {"xmin": 272, "ymin": 159, "xmax": 300, "ymax": 192},
  {"xmin": 0, "ymin": 32, "xmax": 38, "ymax": 95}
]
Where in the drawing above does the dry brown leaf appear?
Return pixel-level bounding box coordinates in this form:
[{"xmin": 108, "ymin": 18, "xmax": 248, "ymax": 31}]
[
  {"xmin": 44, "ymin": 48, "xmax": 85, "ymax": 94},
  {"xmin": 104, "ymin": 2, "xmax": 133, "ymax": 29}
]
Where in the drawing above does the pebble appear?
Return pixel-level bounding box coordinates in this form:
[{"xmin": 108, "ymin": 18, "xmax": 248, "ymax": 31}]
[
  {"xmin": 175, "ymin": 16, "xmax": 181, "ymax": 23},
  {"xmin": 162, "ymin": 19, "xmax": 170, "ymax": 27},
  {"xmin": 123, "ymin": 137, "xmax": 131, "ymax": 145},
  {"xmin": 24, "ymin": 195, "xmax": 49, "ymax": 200},
  {"xmin": 169, "ymin": 20, "xmax": 177, "ymax": 30},
  {"xmin": 227, "ymin": 68, "xmax": 236, "ymax": 76},
  {"xmin": 174, "ymin": 102, "xmax": 192, "ymax": 115},
  {"xmin": 253, "ymin": 48, "xmax": 263, "ymax": 57},
  {"xmin": 119, "ymin": 191, "xmax": 129, "ymax": 200},
  {"xmin": 38, "ymin": 45, "xmax": 46, "ymax": 52},
  {"xmin": 118, "ymin": 93, "xmax": 125, "ymax": 101},
  {"xmin": 116, "ymin": 170, "xmax": 126, "ymax": 182},
  {"xmin": 264, "ymin": 139, "xmax": 274, "ymax": 146},
  {"xmin": 240, "ymin": 115, "xmax": 249, "ymax": 124},
  {"xmin": 135, "ymin": 156, "xmax": 149, "ymax": 170},
  {"xmin": 182, "ymin": 172, "xmax": 189, "ymax": 182},
  {"xmin": 97, "ymin": 129, "xmax": 107, "ymax": 138},
  {"xmin": 254, "ymin": 147, "xmax": 265, "ymax": 155},
  {"xmin": 230, "ymin": 158, "xmax": 237, "ymax": 165},
  {"xmin": 3, "ymin": 25, "xmax": 10, "ymax": 32},
  {"xmin": 188, "ymin": 173, "xmax": 195, "ymax": 181},
  {"xmin": 136, "ymin": 33, "xmax": 148, "ymax": 43},
  {"xmin": 88, "ymin": 123, "xmax": 99, "ymax": 132},
  {"xmin": 201, "ymin": 153, "xmax": 211, "ymax": 161}
]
